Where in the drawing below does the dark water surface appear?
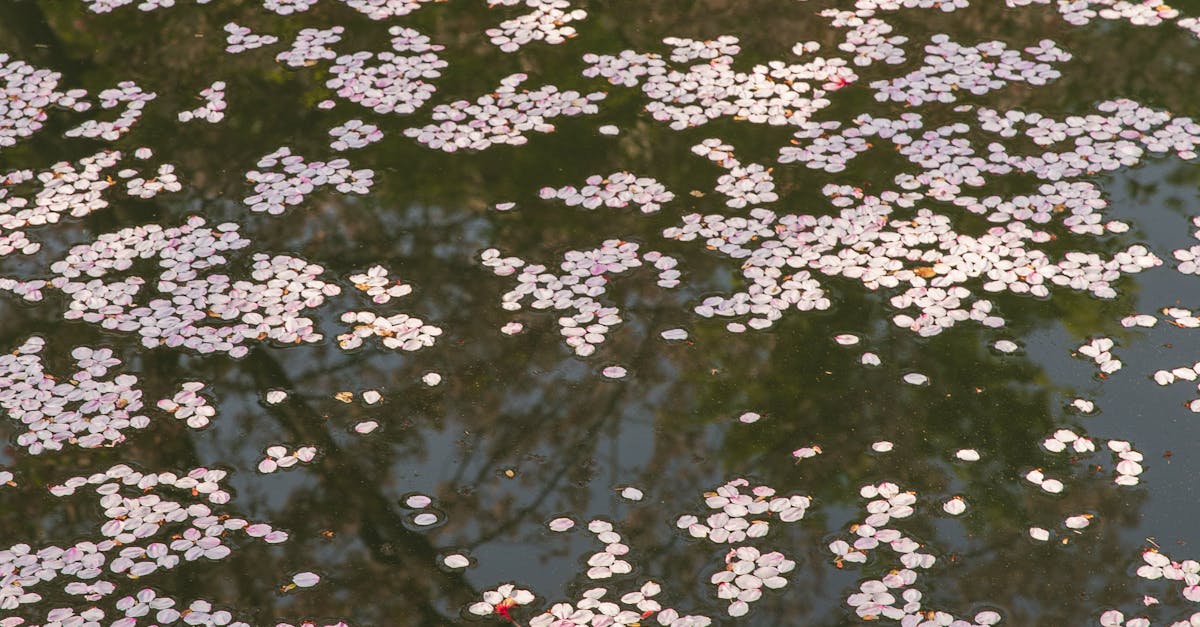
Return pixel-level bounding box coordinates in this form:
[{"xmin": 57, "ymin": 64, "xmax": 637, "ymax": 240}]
[{"xmin": 3, "ymin": 1, "xmax": 1200, "ymax": 625}]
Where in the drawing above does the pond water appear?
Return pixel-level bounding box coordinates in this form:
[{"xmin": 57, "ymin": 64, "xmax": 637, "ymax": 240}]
[{"xmin": 3, "ymin": 0, "xmax": 1200, "ymax": 626}]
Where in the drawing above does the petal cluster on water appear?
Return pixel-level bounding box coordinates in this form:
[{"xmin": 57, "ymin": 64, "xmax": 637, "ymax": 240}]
[
  {"xmin": 224, "ymin": 22, "xmax": 279, "ymax": 53},
  {"xmin": 50, "ymin": 216, "xmax": 340, "ymax": 356},
  {"xmin": 177, "ymin": 81, "xmax": 226, "ymax": 123},
  {"xmin": 539, "ymin": 171, "xmax": 674, "ymax": 214},
  {"xmin": 404, "ymin": 73, "xmax": 605, "ymax": 152},
  {"xmin": 257, "ymin": 445, "xmax": 318, "ymax": 473},
  {"xmin": 486, "ymin": 0, "xmax": 587, "ymax": 53},
  {"xmin": 64, "ymin": 81, "xmax": 155, "ymax": 141},
  {"xmin": 870, "ymin": 35, "xmax": 1069, "ymax": 106},
  {"xmin": 244, "ymin": 147, "xmax": 375, "ymax": 215},
  {"xmin": 582, "ymin": 36, "xmax": 856, "ymax": 131},
  {"xmin": 484, "ymin": 242, "xmax": 678, "ymax": 356},
  {"xmin": 326, "ymin": 27, "xmax": 446, "ymax": 116},
  {"xmin": 156, "ymin": 382, "xmax": 216, "ymax": 429},
  {"xmin": 0, "ymin": 54, "xmax": 91, "ymax": 149},
  {"xmin": 712, "ymin": 546, "xmax": 795, "ymax": 617},
  {"xmin": 1078, "ymin": 337, "xmax": 1122, "ymax": 375},
  {"xmin": 676, "ymin": 478, "xmax": 810, "ymax": 544},
  {"xmin": 0, "ymin": 338, "xmax": 147, "ymax": 453},
  {"xmin": 276, "ymin": 27, "xmax": 344, "ymax": 68},
  {"xmin": 3, "ymin": 463, "xmax": 288, "ymax": 614}
]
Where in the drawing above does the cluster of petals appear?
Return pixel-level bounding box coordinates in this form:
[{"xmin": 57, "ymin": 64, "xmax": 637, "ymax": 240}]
[
  {"xmin": 349, "ymin": 265, "xmax": 412, "ymax": 304},
  {"xmin": 1034, "ymin": 432, "xmax": 1143, "ymax": 492},
  {"xmin": 82, "ymin": 0, "xmax": 211, "ymax": 11},
  {"xmin": 0, "ymin": 337, "xmax": 146, "ymax": 454},
  {"xmin": 711, "ymin": 546, "xmax": 795, "ymax": 617},
  {"xmin": 1107, "ymin": 440, "xmax": 1145, "ymax": 486},
  {"xmin": 486, "ymin": 0, "xmax": 587, "ymax": 53},
  {"xmin": 112, "ymin": 590, "xmax": 245, "ymax": 626},
  {"xmin": 327, "ymin": 28, "xmax": 446, "ymax": 116},
  {"xmin": 779, "ymin": 114, "xmax": 922, "ymax": 172},
  {"xmin": 124, "ymin": 163, "xmax": 183, "ymax": 199},
  {"xmin": 850, "ymin": 0, "xmax": 969, "ymax": 13},
  {"xmin": 967, "ymin": 102, "xmax": 1200, "ymax": 192},
  {"xmin": 828, "ymin": 482, "xmax": 992, "ymax": 624},
  {"xmin": 485, "ymin": 242, "xmax": 678, "ymax": 356},
  {"xmin": 177, "ymin": 81, "xmax": 226, "ymax": 123},
  {"xmin": 1007, "ymin": 0, "xmax": 1184, "ymax": 30},
  {"xmin": 263, "ymin": 0, "xmax": 318, "ymax": 14},
  {"xmin": 530, "ymin": 583, "xmax": 655, "ymax": 626},
  {"xmin": 50, "ymin": 216, "xmax": 340, "ymax": 356},
  {"xmin": 156, "ymin": 382, "xmax": 216, "ymax": 429},
  {"xmin": 582, "ymin": 36, "xmax": 856, "ymax": 131},
  {"xmin": 859, "ymin": 481, "xmax": 919, "ymax": 527},
  {"xmin": 404, "ymin": 73, "xmax": 605, "ymax": 152},
  {"xmin": 244, "ymin": 146, "xmax": 374, "ymax": 215},
  {"xmin": 339, "ymin": 263, "xmax": 439, "ymax": 351},
  {"xmin": 224, "ymin": 22, "xmax": 279, "ymax": 53},
  {"xmin": 1098, "ymin": 607, "xmax": 1200, "ymax": 627},
  {"xmin": 676, "ymin": 478, "xmax": 809, "ymax": 544},
  {"xmin": 329, "ymin": 119, "xmax": 383, "ymax": 151},
  {"xmin": 3, "ymin": 464, "xmax": 285, "ymax": 613},
  {"xmin": 257, "ymin": 445, "xmax": 318, "ymax": 473},
  {"xmin": 19, "ymin": 592, "xmax": 256, "ymax": 627},
  {"xmin": 1162, "ymin": 307, "xmax": 1200, "ymax": 329},
  {"xmin": 836, "ymin": 16, "xmax": 908, "ymax": 66},
  {"xmin": 0, "ymin": 54, "xmax": 90, "ymax": 149},
  {"xmin": 690, "ymin": 140, "xmax": 778, "ymax": 207},
  {"xmin": 667, "ymin": 161, "xmax": 1161, "ymax": 336},
  {"xmin": 64, "ymin": 81, "xmax": 155, "ymax": 141},
  {"xmin": 468, "ymin": 583, "xmax": 536, "ymax": 617},
  {"xmin": 0, "ymin": 150, "xmax": 125, "ymax": 265},
  {"xmin": 340, "ymin": 0, "xmax": 445, "ymax": 18},
  {"xmin": 871, "ymin": 35, "xmax": 1069, "ymax": 106},
  {"xmin": 664, "ymin": 35, "xmax": 740, "ymax": 63},
  {"xmin": 952, "ymin": 180, "xmax": 1126, "ymax": 237},
  {"xmin": 1078, "ymin": 337, "xmax": 1122, "ymax": 374},
  {"xmin": 1180, "ymin": 16, "xmax": 1200, "ymax": 38},
  {"xmin": 1041, "ymin": 428, "xmax": 1093, "ymax": 454},
  {"xmin": 1172, "ymin": 217, "xmax": 1200, "ymax": 275},
  {"xmin": 531, "ymin": 583, "xmax": 710, "ymax": 627},
  {"xmin": 538, "ymin": 171, "xmax": 675, "ymax": 214},
  {"xmin": 817, "ymin": 0, "xmax": 968, "ymax": 35},
  {"xmin": 337, "ymin": 310, "xmax": 442, "ymax": 351},
  {"xmin": 1147, "ymin": 350, "xmax": 1200, "ymax": 412},
  {"xmin": 582, "ymin": 519, "xmax": 632, "ymax": 579},
  {"xmin": 276, "ymin": 27, "xmax": 343, "ymax": 68},
  {"xmin": 1135, "ymin": 549, "xmax": 1200, "ymax": 603}
]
